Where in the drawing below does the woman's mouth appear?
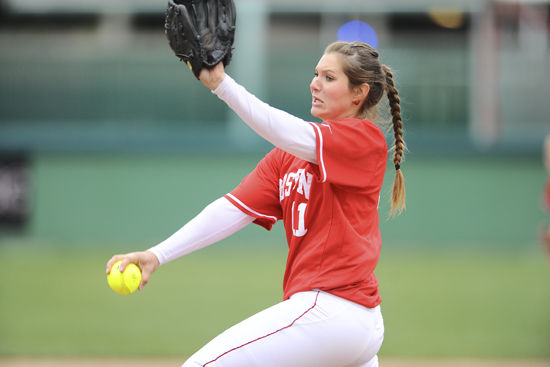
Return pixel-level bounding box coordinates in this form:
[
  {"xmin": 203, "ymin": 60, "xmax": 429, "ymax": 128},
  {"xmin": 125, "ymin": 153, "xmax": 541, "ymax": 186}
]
[{"xmin": 312, "ymin": 97, "xmax": 323, "ymax": 106}]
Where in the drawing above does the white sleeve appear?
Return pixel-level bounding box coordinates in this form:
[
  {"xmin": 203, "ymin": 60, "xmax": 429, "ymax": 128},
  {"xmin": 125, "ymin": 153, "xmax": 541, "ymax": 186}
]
[
  {"xmin": 148, "ymin": 197, "xmax": 255, "ymax": 265},
  {"xmin": 213, "ymin": 75, "xmax": 318, "ymax": 164}
]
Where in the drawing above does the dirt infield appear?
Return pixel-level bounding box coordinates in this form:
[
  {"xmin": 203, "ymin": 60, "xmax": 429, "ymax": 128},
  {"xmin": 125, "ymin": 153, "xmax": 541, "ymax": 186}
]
[{"xmin": 1, "ymin": 359, "xmax": 550, "ymax": 367}]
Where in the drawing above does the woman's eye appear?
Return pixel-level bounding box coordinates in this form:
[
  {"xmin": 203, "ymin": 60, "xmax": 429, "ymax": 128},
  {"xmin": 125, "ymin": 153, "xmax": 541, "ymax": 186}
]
[{"xmin": 326, "ymin": 76, "xmax": 334, "ymax": 81}]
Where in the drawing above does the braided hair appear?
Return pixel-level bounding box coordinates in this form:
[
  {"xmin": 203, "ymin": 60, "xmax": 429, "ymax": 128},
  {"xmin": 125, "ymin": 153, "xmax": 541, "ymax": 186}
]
[{"xmin": 325, "ymin": 41, "xmax": 406, "ymax": 216}]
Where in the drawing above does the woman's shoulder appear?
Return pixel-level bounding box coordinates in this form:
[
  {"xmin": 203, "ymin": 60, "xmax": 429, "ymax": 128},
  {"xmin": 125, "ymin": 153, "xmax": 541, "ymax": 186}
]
[
  {"xmin": 264, "ymin": 147, "xmax": 304, "ymax": 163},
  {"xmin": 323, "ymin": 117, "xmax": 378, "ymax": 127},
  {"xmin": 322, "ymin": 118, "xmax": 385, "ymax": 139}
]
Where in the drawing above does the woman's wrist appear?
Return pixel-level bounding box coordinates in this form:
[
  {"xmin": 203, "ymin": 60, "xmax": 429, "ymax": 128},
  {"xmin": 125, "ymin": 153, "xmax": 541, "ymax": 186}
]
[{"xmin": 200, "ymin": 63, "xmax": 226, "ymax": 90}]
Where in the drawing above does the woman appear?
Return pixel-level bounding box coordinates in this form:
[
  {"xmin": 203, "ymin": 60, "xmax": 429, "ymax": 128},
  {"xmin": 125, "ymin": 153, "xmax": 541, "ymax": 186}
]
[{"xmin": 106, "ymin": 41, "xmax": 406, "ymax": 367}]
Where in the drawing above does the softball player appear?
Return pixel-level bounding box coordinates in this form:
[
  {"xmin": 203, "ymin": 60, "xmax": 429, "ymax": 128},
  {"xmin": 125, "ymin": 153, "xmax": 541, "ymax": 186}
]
[{"xmin": 107, "ymin": 41, "xmax": 406, "ymax": 367}]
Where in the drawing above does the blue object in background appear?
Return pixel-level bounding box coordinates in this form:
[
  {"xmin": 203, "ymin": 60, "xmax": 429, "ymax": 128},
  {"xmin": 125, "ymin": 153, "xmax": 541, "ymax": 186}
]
[{"xmin": 337, "ymin": 20, "xmax": 378, "ymax": 49}]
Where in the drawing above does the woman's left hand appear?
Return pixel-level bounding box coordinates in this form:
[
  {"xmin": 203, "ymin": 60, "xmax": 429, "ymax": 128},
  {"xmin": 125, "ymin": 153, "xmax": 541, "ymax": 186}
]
[{"xmin": 200, "ymin": 62, "xmax": 226, "ymax": 91}]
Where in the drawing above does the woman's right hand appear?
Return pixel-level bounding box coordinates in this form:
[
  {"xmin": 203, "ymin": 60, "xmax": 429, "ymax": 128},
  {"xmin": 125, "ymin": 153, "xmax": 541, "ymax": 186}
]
[
  {"xmin": 106, "ymin": 251, "xmax": 160, "ymax": 291},
  {"xmin": 199, "ymin": 62, "xmax": 226, "ymax": 91}
]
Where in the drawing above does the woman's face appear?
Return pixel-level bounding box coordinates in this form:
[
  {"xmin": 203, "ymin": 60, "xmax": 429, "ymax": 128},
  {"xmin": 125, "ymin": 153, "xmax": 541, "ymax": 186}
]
[{"xmin": 310, "ymin": 53, "xmax": 358, "ymax": 121}]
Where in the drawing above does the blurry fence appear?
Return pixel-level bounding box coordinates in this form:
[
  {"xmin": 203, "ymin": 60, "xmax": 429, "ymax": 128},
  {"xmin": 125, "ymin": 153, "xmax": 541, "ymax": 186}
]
[
  {"xmin": 1, "ymin": 8, "xmax": 548, "ymax": 155},
  {"xmin": 0, "ymin": 5, "xmax": 548, "ymax": 243}
]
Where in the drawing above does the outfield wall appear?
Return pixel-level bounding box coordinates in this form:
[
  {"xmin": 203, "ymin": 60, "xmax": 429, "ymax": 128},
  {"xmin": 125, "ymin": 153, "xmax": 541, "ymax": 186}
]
[{"xmin": 1, "ymin": 153, "xmax": 545, "ymax": 250}]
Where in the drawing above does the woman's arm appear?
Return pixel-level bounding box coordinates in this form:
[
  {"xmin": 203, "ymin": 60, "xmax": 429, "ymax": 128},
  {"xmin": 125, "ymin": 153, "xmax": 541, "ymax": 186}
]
[
  {"xmin": 149, "ymin": 197, "xmax": 255, "ymax": 264},
  {"xmin": 200, "ymin": 64, "xmax": 318, "ymax": 164},
  {"xmin": 106, "ymin": 197, "xmax": 255, "ymax": 290}
]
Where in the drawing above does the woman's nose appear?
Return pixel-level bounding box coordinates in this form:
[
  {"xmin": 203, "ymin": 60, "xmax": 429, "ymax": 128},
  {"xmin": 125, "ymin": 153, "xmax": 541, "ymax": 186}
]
[{"xmin": 310, "ymin": 78, "xmax": 319, "ymax": 92}]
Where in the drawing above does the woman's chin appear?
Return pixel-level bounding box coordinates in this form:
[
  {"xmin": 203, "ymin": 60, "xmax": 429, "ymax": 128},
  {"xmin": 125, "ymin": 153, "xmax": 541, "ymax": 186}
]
[{"xmin": 310, "ymin": 108, "xmax": 324, "ymax": 120}]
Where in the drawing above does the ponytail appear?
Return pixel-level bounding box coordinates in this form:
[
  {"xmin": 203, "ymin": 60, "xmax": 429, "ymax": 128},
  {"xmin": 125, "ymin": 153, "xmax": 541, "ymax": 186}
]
[
  {"xmin": 383, "ymin": 65, "xmax": 406, "ymax": 217},
  {"xmin": 324, "ymin": 41, "xmax": 406, "ymax": 217}
]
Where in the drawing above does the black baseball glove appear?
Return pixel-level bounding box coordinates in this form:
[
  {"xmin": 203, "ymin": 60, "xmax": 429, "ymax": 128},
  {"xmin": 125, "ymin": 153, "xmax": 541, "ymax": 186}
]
[{"xmin": 165, "ymin": 0, "xmax": 236, "ymax": 80}]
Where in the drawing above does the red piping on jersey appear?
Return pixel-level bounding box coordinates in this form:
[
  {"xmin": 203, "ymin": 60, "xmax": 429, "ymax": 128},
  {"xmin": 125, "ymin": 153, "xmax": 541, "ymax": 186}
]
[
  {"xmin": 225, "ymin": 193, "xmax": 279, "ymax": 222},
  {"xmin": 203, "ymin": 291, "xmax": 321, "ymax": 367},
  {"xmin": 309, "ymin": 122, "xmax": 327, "ymax": 183},
  {"xmin": 318, "ymin": 123, "xmax": 327, "ymax": 182}
]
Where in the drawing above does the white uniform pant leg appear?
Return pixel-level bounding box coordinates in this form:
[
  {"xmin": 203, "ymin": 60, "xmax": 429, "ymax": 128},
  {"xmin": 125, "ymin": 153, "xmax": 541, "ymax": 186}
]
[{"xmin": 182, "ymin": 290, "xmax": 384, "ymax": 367}]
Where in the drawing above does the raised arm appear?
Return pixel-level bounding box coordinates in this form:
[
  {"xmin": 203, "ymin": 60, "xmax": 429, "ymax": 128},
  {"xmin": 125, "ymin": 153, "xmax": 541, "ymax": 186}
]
[{"xmin": 200, "ymin": 64, "xmax": 318, "ymax": 164}]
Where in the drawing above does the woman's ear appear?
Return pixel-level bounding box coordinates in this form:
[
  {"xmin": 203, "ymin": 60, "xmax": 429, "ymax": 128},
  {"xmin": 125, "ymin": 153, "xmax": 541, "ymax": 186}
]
[{"xmin": 354, "ymin": 83, "xmax": 370, "ymax": 101}]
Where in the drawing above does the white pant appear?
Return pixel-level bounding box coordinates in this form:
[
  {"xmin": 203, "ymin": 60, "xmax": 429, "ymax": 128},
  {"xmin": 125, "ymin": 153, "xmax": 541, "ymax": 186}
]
[{"xmin": 182, "ymin": 290, "xmax": 384, "ymax": 367}]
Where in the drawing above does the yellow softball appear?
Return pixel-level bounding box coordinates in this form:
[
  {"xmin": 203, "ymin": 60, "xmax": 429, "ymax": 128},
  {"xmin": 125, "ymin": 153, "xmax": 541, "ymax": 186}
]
[{"xmin": 107, "ymin": 260, "xmax": 142, "ymax": 295}]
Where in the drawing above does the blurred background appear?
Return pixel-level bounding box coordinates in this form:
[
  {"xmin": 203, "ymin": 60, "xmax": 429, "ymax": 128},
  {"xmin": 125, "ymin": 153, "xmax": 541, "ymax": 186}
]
[{"xmin": 0, "ymin": 0, "xmax": 549, "ymax": 363}]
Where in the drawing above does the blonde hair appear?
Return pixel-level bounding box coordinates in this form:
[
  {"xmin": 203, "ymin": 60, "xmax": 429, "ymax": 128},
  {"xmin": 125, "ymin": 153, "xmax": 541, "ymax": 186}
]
[{"xmin": 325, "ymin": 41, "xmax": 406, "ymax": 216}]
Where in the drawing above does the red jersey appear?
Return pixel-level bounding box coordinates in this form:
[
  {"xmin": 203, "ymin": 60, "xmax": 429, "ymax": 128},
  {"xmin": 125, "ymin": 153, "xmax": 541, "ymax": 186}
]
[{"xmin": 225, "ymin": 118, "xmax": 388, "ymax": 308}]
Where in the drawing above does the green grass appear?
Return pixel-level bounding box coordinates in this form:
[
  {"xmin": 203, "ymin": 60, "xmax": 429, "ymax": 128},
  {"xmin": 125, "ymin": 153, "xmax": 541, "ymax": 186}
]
[
  {"xmin": 1, "ymin": 242, "xmax": 549, "ymax": 360},
  {"xmin": 376, "ymin": 247, "xmax": 550, "ymax": 359},
  {"xmin": 0, "ymin": 242, "xmax": 286, "ymax": 358}
]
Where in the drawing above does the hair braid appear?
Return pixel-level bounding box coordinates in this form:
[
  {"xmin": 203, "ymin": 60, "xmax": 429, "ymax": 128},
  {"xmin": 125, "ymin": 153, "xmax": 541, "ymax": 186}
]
[
  {"xmin": 383, "ymin": 65, "xmax": 406, "ymax": 216},
  {"xmin": 325, "ymin": 41, "xmax": 407, "ymax": 217}
]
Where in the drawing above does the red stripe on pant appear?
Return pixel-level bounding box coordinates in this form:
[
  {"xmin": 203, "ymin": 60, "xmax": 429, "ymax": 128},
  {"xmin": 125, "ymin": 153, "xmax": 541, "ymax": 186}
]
[{"xmin": 203, "ymin": 291, "xmax": 321, "ymax": 367}]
